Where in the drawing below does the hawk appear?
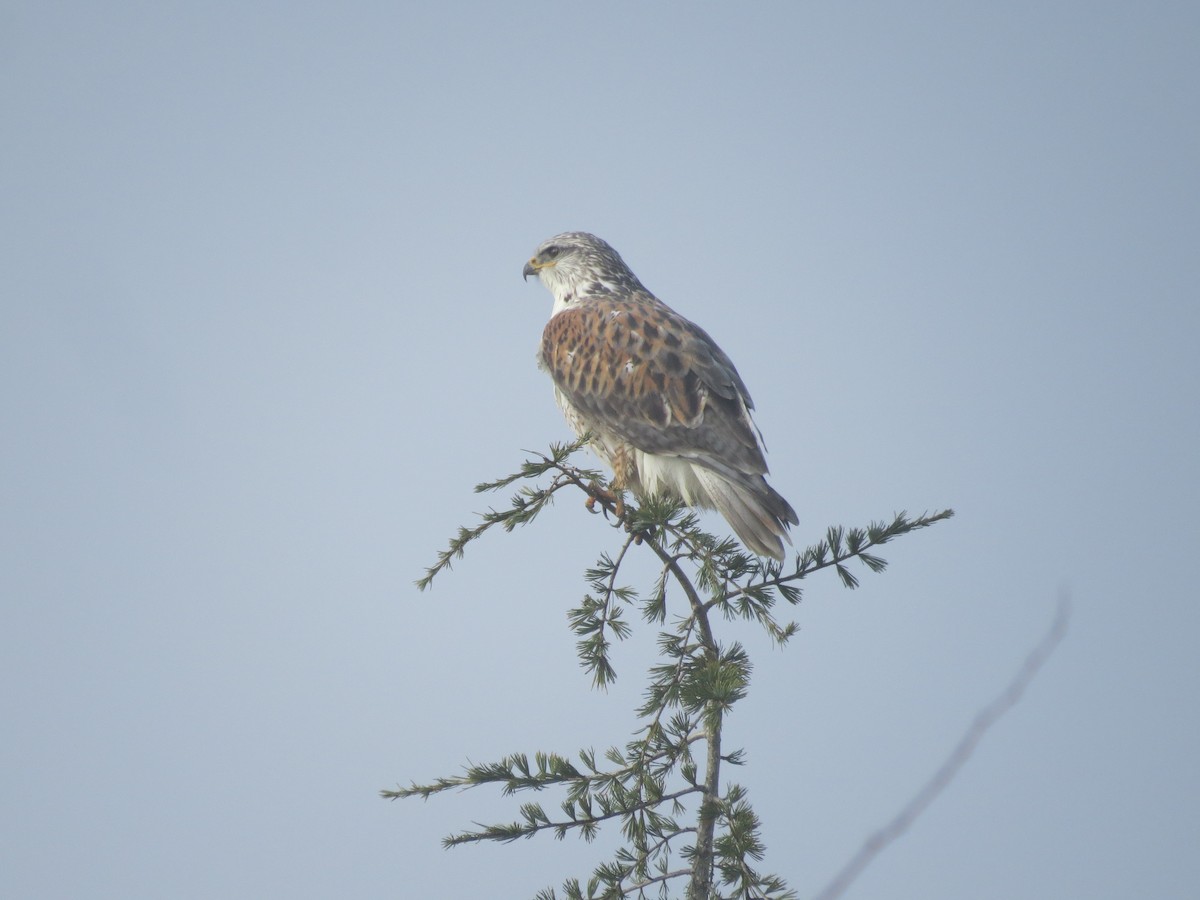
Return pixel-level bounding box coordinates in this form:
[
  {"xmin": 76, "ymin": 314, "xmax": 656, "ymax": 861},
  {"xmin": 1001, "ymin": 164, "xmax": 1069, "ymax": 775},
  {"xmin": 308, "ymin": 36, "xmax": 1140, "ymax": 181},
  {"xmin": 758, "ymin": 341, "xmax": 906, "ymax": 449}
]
[{"xmin": 524, "ymin": 232, "xmax": 797, "ymax": 560}]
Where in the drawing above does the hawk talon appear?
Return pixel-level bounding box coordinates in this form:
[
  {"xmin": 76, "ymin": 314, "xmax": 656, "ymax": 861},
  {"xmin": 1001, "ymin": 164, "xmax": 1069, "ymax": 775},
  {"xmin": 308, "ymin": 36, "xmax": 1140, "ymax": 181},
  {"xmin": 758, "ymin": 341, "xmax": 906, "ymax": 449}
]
[{"xmin": 583, "ymin": 482, "xmax": 625, "ymax": 520}]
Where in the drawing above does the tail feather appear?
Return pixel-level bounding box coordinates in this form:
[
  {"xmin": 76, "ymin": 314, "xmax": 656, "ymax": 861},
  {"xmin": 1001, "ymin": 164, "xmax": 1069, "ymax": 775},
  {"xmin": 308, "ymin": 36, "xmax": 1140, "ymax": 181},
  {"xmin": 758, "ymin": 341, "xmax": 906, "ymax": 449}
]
[{"xmin": 694, "ymin": 467, "xmax": 796, "ymax": 561}]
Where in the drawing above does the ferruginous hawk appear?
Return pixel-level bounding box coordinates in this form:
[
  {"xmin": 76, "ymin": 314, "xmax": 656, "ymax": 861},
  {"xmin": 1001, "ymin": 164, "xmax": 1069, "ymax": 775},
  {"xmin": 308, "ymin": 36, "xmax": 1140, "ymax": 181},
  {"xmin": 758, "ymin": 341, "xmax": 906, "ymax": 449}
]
[{"xmin": 523, "ymin": 232, "xmax": 797, "ymax": 561}]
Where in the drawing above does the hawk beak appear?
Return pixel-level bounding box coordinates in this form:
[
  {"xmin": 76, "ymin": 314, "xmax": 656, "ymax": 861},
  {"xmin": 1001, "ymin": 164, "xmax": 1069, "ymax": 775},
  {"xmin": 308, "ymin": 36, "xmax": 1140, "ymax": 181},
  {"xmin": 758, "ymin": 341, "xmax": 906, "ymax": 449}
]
[{"xmin": 522, "ymin": 259, "xmax": 539, "ymax": 281}]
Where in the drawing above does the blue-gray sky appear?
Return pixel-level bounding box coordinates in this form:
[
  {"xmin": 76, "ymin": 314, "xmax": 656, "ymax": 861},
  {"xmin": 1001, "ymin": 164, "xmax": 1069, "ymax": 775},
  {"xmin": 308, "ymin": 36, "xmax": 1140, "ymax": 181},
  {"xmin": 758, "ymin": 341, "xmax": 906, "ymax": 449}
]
[{"xmin": 2, "ymin": 3, "xmax": 1197, "ymax": 898}]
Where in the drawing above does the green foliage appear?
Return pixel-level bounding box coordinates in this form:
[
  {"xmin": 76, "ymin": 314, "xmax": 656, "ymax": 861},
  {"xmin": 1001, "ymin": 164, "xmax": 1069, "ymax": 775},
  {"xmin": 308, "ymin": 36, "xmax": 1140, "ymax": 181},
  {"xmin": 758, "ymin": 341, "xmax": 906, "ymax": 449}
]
[
  {"xmin": 389, "ymin": 442, "xmax": 953, "ymax": 898},
  {"xmin": 414, "ymin": 436, "xmax": 603, "ymax": 592}
]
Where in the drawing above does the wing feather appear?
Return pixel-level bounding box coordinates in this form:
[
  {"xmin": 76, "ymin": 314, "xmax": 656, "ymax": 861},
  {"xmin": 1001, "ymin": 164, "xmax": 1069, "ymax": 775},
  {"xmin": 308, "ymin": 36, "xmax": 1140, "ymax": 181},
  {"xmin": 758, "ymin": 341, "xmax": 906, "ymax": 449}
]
[{"xmin": 539, "ymin": 295, "xmax": 769, "ymax": 478}]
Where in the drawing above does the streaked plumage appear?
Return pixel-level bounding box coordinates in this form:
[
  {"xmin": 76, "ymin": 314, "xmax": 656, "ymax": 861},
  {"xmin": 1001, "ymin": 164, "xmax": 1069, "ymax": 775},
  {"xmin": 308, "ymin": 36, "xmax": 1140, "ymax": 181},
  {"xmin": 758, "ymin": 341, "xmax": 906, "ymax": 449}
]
[{"xmin": 523, "ymin": 232, "xmax": 797, "ymax": 560}]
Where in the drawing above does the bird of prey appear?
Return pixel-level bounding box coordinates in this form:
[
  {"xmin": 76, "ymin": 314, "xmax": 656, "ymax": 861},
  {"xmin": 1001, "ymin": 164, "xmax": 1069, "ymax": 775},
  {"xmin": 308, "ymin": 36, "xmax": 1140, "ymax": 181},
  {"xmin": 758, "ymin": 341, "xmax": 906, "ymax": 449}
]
[{"xmin": 523, "ymin": 232, "xmax": 797, "ymax": 560}]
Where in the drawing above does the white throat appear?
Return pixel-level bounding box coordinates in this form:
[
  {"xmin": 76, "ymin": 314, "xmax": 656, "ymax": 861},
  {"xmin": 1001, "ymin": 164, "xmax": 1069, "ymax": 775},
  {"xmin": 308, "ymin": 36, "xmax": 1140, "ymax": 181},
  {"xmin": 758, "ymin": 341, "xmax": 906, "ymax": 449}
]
[
  {"xmin": 541, "ymin": 266, "xmax": 627, "ymax": 318},
  {"xmin": 541, "ymin": 268, "xmax": 579, "ymax": 318}
]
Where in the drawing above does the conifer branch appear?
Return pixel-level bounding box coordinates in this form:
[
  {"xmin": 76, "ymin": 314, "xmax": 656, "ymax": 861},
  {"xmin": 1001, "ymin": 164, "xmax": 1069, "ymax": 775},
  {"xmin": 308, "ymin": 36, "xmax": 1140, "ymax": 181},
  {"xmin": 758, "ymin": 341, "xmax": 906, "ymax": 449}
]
[
  {"xmin": 397, "ymin": 441, "xmax": 955, "ymax": 899},
  {"xmin": 716, "ymin": 509, "xmax": 956, "ymax": 606},
  {"xmin": 415, "ymin": 437, "xmax": 600, "ymax": 590}
]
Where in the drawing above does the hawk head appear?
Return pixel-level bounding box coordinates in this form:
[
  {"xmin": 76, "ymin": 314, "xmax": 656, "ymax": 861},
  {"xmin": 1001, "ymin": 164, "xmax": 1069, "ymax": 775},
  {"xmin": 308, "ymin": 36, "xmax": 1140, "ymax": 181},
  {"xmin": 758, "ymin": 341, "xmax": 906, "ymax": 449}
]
[{"xmin": 524, "ymin": 232, "xmax": 646, "ymax": 312}]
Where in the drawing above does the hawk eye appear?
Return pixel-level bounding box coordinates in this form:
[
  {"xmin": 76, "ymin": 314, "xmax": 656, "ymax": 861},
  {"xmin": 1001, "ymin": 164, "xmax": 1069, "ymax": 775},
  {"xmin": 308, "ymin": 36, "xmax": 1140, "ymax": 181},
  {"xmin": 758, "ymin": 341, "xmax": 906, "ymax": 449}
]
[{"xmin": 545, "ymin": 245, "xmax": 561, "ymax": 259}]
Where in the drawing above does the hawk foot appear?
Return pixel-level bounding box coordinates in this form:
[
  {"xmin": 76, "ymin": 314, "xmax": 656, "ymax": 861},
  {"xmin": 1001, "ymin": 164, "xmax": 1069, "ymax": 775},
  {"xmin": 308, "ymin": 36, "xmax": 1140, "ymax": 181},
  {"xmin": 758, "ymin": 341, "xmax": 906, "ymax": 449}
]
[{"xmin": 585, "ymin": 482, "xmax": 625, "ymax": 520}]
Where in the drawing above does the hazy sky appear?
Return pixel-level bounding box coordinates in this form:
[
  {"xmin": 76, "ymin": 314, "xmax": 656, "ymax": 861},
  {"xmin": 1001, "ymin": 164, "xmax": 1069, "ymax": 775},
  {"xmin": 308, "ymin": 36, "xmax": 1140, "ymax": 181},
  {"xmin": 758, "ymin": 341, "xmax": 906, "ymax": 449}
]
[{"xmin": 2, "ymin": 3, "xmax": 1197, "ymax": 898}]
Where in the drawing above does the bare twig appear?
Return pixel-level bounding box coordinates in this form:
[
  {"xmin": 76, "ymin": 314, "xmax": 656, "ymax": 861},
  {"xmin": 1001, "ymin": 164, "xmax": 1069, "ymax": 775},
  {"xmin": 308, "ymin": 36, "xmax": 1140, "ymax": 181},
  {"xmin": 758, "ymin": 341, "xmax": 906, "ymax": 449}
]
[{"xmin": 812, "ymin": 595, "xmax": 1071, "ymax": 900}]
